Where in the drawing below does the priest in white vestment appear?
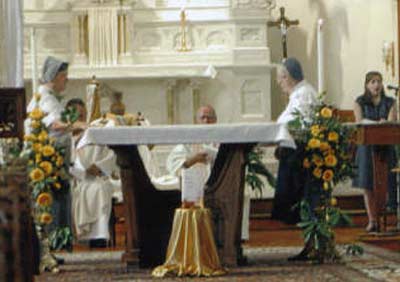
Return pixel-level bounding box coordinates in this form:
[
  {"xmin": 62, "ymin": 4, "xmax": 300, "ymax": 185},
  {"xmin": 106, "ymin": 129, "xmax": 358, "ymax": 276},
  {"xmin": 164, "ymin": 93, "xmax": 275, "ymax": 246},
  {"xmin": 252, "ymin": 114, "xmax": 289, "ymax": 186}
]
[{"xmin": 166, "ymin": 105, "xmax": 219, "ymax": 207}]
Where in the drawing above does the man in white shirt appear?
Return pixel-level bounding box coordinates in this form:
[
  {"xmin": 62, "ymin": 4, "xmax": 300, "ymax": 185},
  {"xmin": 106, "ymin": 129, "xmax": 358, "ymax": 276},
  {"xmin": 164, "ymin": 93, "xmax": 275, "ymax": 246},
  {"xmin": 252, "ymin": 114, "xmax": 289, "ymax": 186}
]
[{"xmin": 271, "ymin": 58, "xmax": 317, "ymax": 260}]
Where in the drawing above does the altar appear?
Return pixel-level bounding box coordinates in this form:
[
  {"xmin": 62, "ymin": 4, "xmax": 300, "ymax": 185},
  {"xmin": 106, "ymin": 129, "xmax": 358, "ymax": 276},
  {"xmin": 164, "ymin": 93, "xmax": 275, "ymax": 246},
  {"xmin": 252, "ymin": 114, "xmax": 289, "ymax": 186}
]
[{"xmin": 79, "ymin": 122, "xmax": 294, "ymax": 268}]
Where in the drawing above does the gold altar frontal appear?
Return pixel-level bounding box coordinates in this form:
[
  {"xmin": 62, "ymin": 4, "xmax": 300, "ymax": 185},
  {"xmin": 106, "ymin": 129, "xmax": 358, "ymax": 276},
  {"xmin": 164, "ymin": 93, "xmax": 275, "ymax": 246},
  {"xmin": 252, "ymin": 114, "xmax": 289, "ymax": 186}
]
[{"xmin": 152, "ymin": 207, "xmax": 226, "ymax": 277}]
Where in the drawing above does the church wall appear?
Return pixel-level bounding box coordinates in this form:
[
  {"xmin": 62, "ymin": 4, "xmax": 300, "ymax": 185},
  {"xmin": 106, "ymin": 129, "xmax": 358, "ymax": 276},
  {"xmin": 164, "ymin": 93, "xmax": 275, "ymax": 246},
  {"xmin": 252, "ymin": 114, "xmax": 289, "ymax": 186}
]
[{"xmin": 270, "ymin": 0, "xmax": 398, "ymax": 119}]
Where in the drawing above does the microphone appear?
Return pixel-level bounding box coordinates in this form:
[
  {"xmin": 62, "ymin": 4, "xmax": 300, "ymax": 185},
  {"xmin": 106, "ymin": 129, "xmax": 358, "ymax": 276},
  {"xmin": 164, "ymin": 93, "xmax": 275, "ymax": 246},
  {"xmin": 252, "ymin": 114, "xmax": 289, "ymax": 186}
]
[{"xmin": 387, "ymin": 85, "xmax": 400, "ymax": 91}]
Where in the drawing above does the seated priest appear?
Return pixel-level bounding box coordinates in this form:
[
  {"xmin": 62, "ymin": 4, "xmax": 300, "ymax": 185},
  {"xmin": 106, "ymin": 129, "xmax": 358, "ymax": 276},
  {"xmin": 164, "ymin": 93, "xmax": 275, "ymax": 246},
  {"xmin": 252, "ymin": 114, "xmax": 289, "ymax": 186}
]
[
  {"xmin": 271, "ymin": 57, "xmax": 318, "ymax": 260},
  {"xmin": 69, "ymin": 98, "xmax": 121, "ymax": 248},
  {"xmin": 166, "ymin": 105, "xmax": 219, "ymax": 207}
]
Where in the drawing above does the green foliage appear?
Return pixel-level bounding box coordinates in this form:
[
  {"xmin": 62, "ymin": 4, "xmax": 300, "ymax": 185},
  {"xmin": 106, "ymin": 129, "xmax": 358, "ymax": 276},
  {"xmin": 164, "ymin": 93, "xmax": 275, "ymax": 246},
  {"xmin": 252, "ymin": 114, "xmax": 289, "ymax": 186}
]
[
  {"xmin": 61, "ymin": 106, "xmax": 79, "ymax": 124},
  {"xmin": 49, "ymin": 226, "xmax": 73, "ymax": 251},
  {"xmin": 245, "ymin": 146, "xmax": 276, "ymax": 196},
  {"xmin": 346, "ymin": 244, "xmax": 364, "ymax": 256}
]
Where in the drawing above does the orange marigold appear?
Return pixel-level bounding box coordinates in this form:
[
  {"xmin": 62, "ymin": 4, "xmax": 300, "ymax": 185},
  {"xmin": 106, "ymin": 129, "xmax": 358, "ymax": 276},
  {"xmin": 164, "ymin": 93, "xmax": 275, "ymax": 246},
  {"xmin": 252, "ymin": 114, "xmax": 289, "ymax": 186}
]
[
  {"xmin": 322, "ymin": 169, "xmax": 334, "ymax": 182},
  {"xmin": 324, "ymin": 154, "xmax": 338, "ymax": 167},
  {"xmin": 36, "ymin": 192, "xmax": 53, "ymax": 207},
  {"xmin": 328, "ymin": 132, "xmax": 339, "ymax": 142},
  {"xmin": 42, "ymin": 145, "xmax": 55, "ymax": 157},
  {"xmin": 30, "ymin": 168, "xmax": 45, "ymax": 182},
  {"xmin": 320, "ymin": 107, "xmax": 333, "ymax": 118},
  {"xmin": 313, "ymin": 168, "xmax": 322, "ymax": 179},
  {"xmin": 39, "ymin": 212, "xmax": 53, "ymax": 225}
]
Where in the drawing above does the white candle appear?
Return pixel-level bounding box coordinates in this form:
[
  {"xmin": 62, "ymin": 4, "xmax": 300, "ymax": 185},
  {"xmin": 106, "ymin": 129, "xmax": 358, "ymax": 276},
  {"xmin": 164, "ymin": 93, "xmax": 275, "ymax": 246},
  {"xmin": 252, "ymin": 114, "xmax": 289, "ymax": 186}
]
[
  {"xmin": 317, "ymin": 18, "xmax": 324, "ymax": 93},
  {"xmin": 30, "ymin": 27, "xmax": 38, "ymax": 94}
]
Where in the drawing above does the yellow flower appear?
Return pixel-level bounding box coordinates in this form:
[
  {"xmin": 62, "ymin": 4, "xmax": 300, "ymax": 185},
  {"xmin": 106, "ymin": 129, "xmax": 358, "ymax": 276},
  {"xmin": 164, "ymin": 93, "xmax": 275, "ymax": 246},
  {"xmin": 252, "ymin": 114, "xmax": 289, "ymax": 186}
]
[
  {"xmin": 39, "ymin": 212, "xmax": 53, "ymax": 225},
  {"xmin": 311, "ymin": 125, "xmax": 320, "ymax": 136},
  {"xmin": 35, "ymin": 154, "xmax": 41, "ymax": 163},
  {"xmin": 320, "ymin": 142, "xmax": 331, "ymax": 151},
  {"xmin": 37, "ymin": 131, "xmax": 48, "ymax": 142},
  {"xmin": 313, "ymin": 168, "xmax": 322, "ymax": 179},
  {"xmin": 323, "ymin": 181, "xmax": 329, "ymax": 191},
  {"xmin": 308, "ymin": 138, "xmax": 321, "ymax": 149},
  {"xmin": 39, "ymin": 161, "xmax": 53, "ymax": 175},
  {"xmin": 42, "ymin": 145, "xmax": 55, "ymax": 157},
  {"xmin": 330, "ymin": 197, "xmax": 337, "ymax": 206},
  {"xmin": 312, "ymin": 154, "xmax": 324, "ymax": 167},
  {"xmin": 324, "ymin": 154, "xmax": 338, "ymax": 167},
  {"xmin": 54, "ymin": 182, "xmax": 62, "ymax": 190},
  {"xmin": 36, "ymin": 192, "xmax": 53, "ymax": 207},
  {"xmin": 32, "ymin": 143, "xmax": 42, "ymax": 153},
  {"xmin": 328, "ymin": 132, "xmax": 339, "ymax": 142},
  {"xmin": 30, "ymin": 168, "xmax": 45, "ymax": 182},
  {"xmin": 322, "ymin": 169, "xmax": 334, "ymax": 182},
  {"xmin": 29, "ymin": 108, "xmax": 44, "ymax": 120},
  {"xmin": 34, "ymin": 93, "xmax": 41, "ymax": 101},
  {"xmin": 31, "ymin": 120, "xmax": 41, "ymax": 129},
  {"xmin": 24, "ymin": 134, "xmax": 36, "ymax": 142},
  {"xmin": 56, "ymin": 156, "xmax": 64, "ymax": 167},
  {"xmin": 303, "ymin": 158, "xmax": 311, "ymax": 168},
  {"xmin": 320, "ymin": 107, "xmax": 333, "ymax": 118}
]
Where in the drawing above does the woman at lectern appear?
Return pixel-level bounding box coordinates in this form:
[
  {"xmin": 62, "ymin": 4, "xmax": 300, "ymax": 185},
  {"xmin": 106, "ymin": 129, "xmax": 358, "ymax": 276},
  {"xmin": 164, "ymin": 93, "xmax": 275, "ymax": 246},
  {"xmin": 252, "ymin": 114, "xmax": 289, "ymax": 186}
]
[{"xmin": 353, "ymin": 71, "xmax": 397, "ymax": 232}]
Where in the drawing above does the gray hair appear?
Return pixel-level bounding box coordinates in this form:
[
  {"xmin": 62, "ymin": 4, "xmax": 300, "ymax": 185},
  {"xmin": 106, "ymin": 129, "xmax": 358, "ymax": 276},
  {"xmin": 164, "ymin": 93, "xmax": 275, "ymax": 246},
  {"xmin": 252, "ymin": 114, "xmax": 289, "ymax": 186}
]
[{"xmin": 41, "ymin": 56, "xmax": 69, "ymax": 83}]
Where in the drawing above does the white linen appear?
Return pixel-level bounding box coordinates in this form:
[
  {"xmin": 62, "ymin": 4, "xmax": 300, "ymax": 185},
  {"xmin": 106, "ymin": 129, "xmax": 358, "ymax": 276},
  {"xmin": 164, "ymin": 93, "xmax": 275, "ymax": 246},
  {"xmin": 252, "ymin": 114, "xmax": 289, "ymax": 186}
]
[
  {"xmin": 167, "ymin": 144, "xmax": 218, "ymax": 203},
  {"xmin": 276, "ymin": 80, "xmax": 318, "ymax": 124},
  {"xmin": 88, "ymin": 7, "xmax": 118, "ymax": 66},
  {"xmin": 78, "ymin": 123, "xmax": 296, "ymax": 148},
  {"xmin": 0, "ymin": 0, "xmax": 23, "ymax": 87}
]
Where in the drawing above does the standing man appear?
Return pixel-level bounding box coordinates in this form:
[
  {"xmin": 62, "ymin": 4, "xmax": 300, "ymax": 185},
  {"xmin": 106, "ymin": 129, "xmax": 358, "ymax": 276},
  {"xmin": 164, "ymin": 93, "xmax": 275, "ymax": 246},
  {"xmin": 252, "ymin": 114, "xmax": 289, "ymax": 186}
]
[{"xmin": 271, "ymin": 58, "xmax": 318, "ymax": 260}]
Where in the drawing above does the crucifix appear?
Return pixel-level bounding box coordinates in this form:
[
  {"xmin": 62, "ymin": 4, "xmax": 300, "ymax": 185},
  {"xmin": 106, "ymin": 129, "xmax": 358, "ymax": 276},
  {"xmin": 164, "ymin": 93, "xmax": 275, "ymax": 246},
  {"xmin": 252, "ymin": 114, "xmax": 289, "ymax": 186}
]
[{"xmin": 268, "ymin": 7, "xmax": 299, "ymax": 59}]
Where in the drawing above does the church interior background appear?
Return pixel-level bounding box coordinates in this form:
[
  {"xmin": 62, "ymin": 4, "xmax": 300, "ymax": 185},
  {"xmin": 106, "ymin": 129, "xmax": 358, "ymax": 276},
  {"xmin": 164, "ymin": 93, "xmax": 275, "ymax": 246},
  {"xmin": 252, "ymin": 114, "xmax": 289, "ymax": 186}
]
[{"xmin": 2, "ymin": 0, "xmax": 400, "ymax": 281}]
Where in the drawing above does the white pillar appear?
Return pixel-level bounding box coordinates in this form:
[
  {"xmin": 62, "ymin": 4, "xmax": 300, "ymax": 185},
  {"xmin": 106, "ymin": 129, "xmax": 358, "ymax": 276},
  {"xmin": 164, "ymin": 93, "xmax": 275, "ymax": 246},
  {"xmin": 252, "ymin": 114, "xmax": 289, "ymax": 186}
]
[{"xmin": 30, "ymin": 27, "xmax": 38, "ymax": 94}]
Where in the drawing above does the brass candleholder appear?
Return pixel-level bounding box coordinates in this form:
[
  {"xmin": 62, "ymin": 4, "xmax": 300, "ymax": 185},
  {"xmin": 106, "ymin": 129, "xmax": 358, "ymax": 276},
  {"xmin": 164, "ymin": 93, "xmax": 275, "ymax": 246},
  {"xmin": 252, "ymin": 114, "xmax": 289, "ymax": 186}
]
[{"xmin": 178, "ymin": 8, "xmax": 191, "ymax": 52}]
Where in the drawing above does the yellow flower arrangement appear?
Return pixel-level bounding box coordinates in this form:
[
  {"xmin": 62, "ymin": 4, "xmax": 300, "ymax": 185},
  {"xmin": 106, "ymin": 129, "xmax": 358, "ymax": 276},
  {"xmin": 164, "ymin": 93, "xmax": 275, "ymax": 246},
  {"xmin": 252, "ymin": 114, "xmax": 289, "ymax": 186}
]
[
  {"xmin": 288, "ymin": 98, "xmax": 355, "ymax": 263},
  {"xmin": 24, "ymin": 93, "xmax": 70, "ymax": 227}
]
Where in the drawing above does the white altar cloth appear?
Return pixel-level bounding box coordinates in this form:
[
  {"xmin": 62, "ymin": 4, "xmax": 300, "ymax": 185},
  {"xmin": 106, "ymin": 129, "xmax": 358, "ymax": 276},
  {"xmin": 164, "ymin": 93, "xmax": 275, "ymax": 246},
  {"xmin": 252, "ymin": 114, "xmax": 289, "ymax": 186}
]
[{"xmin": 78, "ymin": 123, "xmax": 295, "ymax": 148}]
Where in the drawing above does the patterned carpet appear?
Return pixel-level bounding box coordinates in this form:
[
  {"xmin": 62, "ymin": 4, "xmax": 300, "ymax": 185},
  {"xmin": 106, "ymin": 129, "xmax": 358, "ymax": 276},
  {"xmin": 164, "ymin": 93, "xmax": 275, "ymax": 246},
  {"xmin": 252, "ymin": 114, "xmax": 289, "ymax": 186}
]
[{"xmin": 34, "ymin": 244, "xmax": 400, "ymax": 282}]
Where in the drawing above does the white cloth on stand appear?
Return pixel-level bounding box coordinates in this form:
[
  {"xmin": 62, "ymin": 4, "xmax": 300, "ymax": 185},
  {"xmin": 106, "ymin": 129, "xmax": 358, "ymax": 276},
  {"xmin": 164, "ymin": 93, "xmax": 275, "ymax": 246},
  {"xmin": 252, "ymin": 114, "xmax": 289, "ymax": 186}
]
[
  {"xmin": 0, "ymin": 0, "xmax": 23, "ymax": 87},
  {"xmin": 167, "ymin": 144, "xmax": 218, "ymax": 203}
]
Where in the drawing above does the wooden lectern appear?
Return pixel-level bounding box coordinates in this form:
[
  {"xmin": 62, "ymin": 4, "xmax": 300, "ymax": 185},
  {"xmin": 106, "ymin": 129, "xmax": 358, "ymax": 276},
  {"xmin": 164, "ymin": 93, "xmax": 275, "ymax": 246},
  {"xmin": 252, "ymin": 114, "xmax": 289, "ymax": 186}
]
[{"xmin": 355, "ymin": 123, "xmax": 400, "ymax": 232}]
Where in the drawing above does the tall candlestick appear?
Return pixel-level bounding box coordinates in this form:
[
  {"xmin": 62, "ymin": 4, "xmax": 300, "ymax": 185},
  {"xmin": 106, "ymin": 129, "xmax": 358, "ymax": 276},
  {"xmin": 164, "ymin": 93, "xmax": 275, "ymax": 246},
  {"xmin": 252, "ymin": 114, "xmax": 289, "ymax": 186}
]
[{"xmin": 317, "ymin": 18, "xmax": 324, "ymax": 93}]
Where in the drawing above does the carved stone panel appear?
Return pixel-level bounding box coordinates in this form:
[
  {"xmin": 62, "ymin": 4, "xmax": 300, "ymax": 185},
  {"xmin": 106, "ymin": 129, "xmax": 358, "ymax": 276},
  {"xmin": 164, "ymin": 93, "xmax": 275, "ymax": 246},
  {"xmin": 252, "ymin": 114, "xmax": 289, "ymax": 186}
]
[{"xmin": 240, "ymin": 79, "xmax": 263, "ymax": 117}]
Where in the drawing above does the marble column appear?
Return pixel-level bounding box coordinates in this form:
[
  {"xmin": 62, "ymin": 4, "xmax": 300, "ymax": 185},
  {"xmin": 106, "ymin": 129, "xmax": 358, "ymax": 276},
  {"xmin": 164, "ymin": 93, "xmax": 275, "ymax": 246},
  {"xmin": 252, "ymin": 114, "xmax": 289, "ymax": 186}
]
[
  {"xmin": 165, "ymin": 79, "xmax": 177, "ymax": 124},
  {"xmin": 190, "ymin": 79, "xmax": 202, "ymax": 123}
]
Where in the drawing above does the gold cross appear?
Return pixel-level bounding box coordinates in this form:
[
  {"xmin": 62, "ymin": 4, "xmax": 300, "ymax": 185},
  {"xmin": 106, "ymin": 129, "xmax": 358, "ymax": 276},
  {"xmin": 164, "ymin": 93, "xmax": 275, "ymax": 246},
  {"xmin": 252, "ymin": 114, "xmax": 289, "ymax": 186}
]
[{"xmin": 268, "ymin": 7, "xmax": 299, "ymax": 59}]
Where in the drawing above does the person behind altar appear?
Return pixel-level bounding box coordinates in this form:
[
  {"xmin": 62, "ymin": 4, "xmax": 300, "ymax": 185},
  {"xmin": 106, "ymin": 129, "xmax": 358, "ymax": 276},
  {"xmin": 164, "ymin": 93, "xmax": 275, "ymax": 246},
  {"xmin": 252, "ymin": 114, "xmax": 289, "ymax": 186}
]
[
  {"xmin": 68, "ymin": 95, "xmax": 128, "ymax": 248},
  {"xmin": 352, "ymin": 71, "xmax": 397, "ymax": 233},
  {"xmin": 271, "ymin": 57, "xmax": 318, "ymax": 260},
  {"xmin": 25, "ymin": 56, "xmax": 86, "ymax": 247},
  {"xmin": 166, "ymin": 105, "xmax": 219, "ymax": 207}
]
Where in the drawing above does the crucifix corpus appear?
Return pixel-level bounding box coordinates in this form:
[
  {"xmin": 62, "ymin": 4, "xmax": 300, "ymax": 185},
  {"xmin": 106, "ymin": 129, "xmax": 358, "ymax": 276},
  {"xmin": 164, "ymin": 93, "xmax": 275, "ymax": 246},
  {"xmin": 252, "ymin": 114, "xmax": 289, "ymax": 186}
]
[{"xmin": 268, "ymin": 7, "xmax": 299, "ymax": 59}]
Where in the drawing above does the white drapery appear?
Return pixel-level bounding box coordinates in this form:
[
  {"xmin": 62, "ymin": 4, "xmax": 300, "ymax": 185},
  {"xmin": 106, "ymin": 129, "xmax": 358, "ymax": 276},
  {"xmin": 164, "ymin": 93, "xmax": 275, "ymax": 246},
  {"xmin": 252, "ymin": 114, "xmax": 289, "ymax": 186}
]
[
  {"xmin": 0, "ymin": 0, "xmax": 24, "ymax": 87},
  {"xmin": 88, "ymin": 7, "xmax": 118, "ymax": 66}
]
